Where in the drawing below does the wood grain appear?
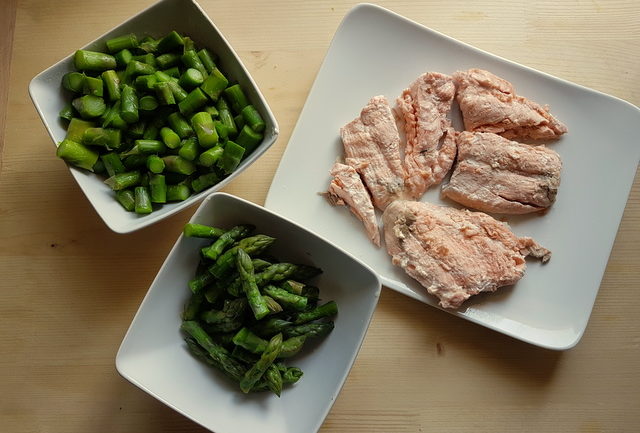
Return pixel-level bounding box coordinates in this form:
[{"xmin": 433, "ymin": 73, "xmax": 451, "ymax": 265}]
[
  {"xmin": 1, "ymin": 1, "xmax": 639, "ymax": 432},
  {"xmin": 0, "ymin": 0, "xmax": 18, "ymax": 169}
]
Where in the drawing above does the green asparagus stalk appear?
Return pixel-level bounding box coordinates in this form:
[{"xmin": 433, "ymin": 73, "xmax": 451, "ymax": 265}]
[
  {"xmin": 62, "ymin": 72, "xmax": 85, "ymax": 93},
  {"xmin": 65, "ymin": 118, "xmax": 95, "ymax": 142},
  {"xmin": 104, "ymin": 170, "xmax": 141, "ymax": 190},
  {"xmin": 114, "ymin": 49, "xmax": 133, "ymax": 67},
  {"xmin": 281, "ymin": 366, "xmax": 303, "ymax": 384},
  {"xmin": 204, "ymin": 105, "xmax": 219, "ymax": 118},
  {"xmin": 263, "ymin": 285, "xmax": 308, "ymax": 311},
  {"xmin": 294, "ymin": 301, "xmax": 338, "ymax": 324},
  {"xmin": 74, "ymin": 50, "xmax": 116, "ymax": 71},
  {"xmin": 240, "ymin": 104, "xmax": 265, "ymax": 133},
  {"xmin": 59, "ymin": 103, "xmax": 75, "ymax": 121},
  {"xmin": 134, "ymin": 186, "xmax": 153, "ymax": 214},
  {"xmin": 163, "ymin": 66, "xmax": 181, "ymax": 78},
  {"xmin": 166, "ymin": 184, "xmax": 191, "ymax": 201},
  {"xmin": 197, "ymin": 48, "xmax": 217, "ymax": 73},
  {"xmin": 101, "ymin": 70, "xmax": 121, "ymax": 101},
  {"xmin": 281, "ymin": 280, "xmax": 305, "ymax": 295},
  {"xmin": 144, "ymin": 155, "xmax": 163, "ymax": 173},
  {"xmin": 100, "ymin": 153, "xmax": 126, "ymax": 177},
  {"xmin": 217, "ymin": 141, "xmax": 245, "ymax": 174},
  {"xmin": 234, "ymin": 113, "xmax": 245, "ymax": 130},
  {"xmin": 56, "ymin": 139, "xmax": 99, "ymax": 171},
  {"xmin": 301, "ymin": 285, "xmax": 320, "ymax": 306},
  {"xmin": 122, "ymin": 155, "xmax": 147, "ymax": 170},
  {"xmin": 283, "ymin": 322, "xmax": 335, "ymax": 339},
  {"xmin": 200, "ymin": 68, "xmax": 228, "ymax": 101},
  {"xmin": 160, "ymin": 126, "xmax": 181, "ymax": 148},
  {"xmin": 106, "ymin": 33, "xmax": 138, "ymax": 53},
  {"xmin": 235, "ymin": 124, "xmax": 264, "ymax": 155},
  {"xmin": 135, "ymin": 139, "xmax": 166, "ymax": 155},
  {"xmin": 239, "ymin": 333, "xmax": 283, "ymax": 393},
  {"xmin": 251, "ymin": 318, "xmax": 292, "ymax": 338},
  {"xmin": 178, "ymin": 88, "xmax": 208, "ymax": 116},
  {"xmin": 157, "ymin": 30, "xmax": 184, "ymax": 53},
  {"xmin": 232, "ymin": 327, "xmax": 268, "ymax": 354},
  {"xmin": 208, "ymin": 234, "xmax": 275, "ymax": 278},
  {"xmin": 263, "ymin": 295, "xmax": 283, "ymax": 314},
  {"xmin": 132, "ymin": 53, "xmax": 157, "ymax": 68},
  {"xmin": 153, "ymin": 81, "xmax": 174, "ymax": 106},
  {"xmin": 182, "ymin": 292, "xmax": 205, "ymax": 321},
  {"xmin": 191, "ymin": 111, "xmax": 219, "ymax": 148},
  {"xmin": 101, "ymin": 102, "xmax": 127, "ymax": 130},
  {"xmin": 156, "ymin": 52, "xmax": 181, "ymax": 69},
  {"xmin": 202, "ymin": 225, "xmax": 253, "ymax": 261},
  {"xmin": 237, "ymin": 248, "xmax": 270, "ymax": 320},
  {"xmin": 166, "ymin": 81, "xmax": 188, "ymax": 102},
  {"xmin": 119, "ymin": 85, "xmax": 139, "ymax": 123},
  {"xmin": 216, "ymin": 97, "xmax": 238, "ymax": 137},
  {"xmin": 115, "ymin": 189, "xmax": 135, "ymax": 211},
  {"xmin": 125, "ymin": 60, "xmax": 156, "ymax": 80},
  {"xmin": 178, "ymin": 137, "xmax": 200, "ymax": 161},
  {"xmin": 82, "ymin": 127, "xmax": 121, "ymax": 149},
  {"xmin": 82, "ymin": 75, "xmax": 103, "ymax": 97},
  {"xmin": 181, "ymin": 50, "xmax": 207, "ymax": 77},
  {"xmin": 179, "ymin": 68, "xmax": 204, "ymax": 89},
  {"xmin": 183, "ymin": 223, "xmax": 226, "ymax": 239},
  {"xmin": 139, "ymin": 95, "xmax": 159, "ymax": 111},
  {"xmin": 182, "ymin": 321, "xmax": 248, "ymax": 382},
  {"xmin": 227, "ymin": 263, "xmax": 315, "ymax": 295},
  {"xmin": 223, "ymin": 84, "xmax": 250, "ymax": 114},
  {"xmin": 72, "ymin": 95, "xmax": 107, "ymax": 119},
  {"xmin": 161, "ymin": 155, "xmax": 196, "ymax": 175},
  {"xmin": 188, "ymin": 270, "xmax": 214, "ymax": 294},
  {"xmin": 191, "ymin": 172, "xmax": 219, "ymax": 193},
  {"xmin": 197, "ymin": 145, "xmax": 224, "ymax": 167},
  {"xmin": 149, "ymin": 174, "xmax": 167, "ymax": 203},
  {"xmin": 167, "ymin": 112, "xmax": 194, "ymax": 138},
  {"xmin": 264, "ymin": 364, "xmax": 283, "ymax": 397}
]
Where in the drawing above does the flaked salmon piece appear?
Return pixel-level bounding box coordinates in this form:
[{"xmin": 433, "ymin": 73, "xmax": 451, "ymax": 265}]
[
  {"xmin": 341, "ymin": 95, "xmax": 405, "ymax": 210},
  {"xmin": 326, "ymin": 162, "xmax": 381, "ymax": 247},
  {"xmin": 454, "ymin": 69, "xmax": 567, "ymax": 140},
  {"xmin": 396, "ymin": 72, "xmax": 457, "ymax": 199},
  {"xmin": 441, "ymin": 132, "xmax": 562, "ymax": 214},
  {"xmin": 382, "ymin": 200, "xmax": 550, "ymax": 309}
]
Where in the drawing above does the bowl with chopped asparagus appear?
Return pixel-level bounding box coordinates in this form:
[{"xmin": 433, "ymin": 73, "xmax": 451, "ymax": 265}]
[
  {"xmin": 28, "ymin": 0, "xmax": 278, "ymax": 233},
  {"xmin": 116, "ymin": 193, "xmax": 381, "ymax": 433}
]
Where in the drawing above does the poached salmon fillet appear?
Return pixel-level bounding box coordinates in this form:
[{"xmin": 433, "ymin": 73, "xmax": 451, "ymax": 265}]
[
  {"xmin": 454, "ymin": 69, "xmax": 567, "ymax": 140},
  {"xmin": 396, "ymin": 72, "xmax": 457, "ymax": 199},
  {"xmin": 341, "ymin": 96, "xmax": 405, "ymax": 210},
  {"xmin": 382, "ymin": 200, "xmax": 551, "ymax": 309},
  {"xmin": 327, "ymin": 162, "xmax": 381, "ymax": 247},
  {"xmin": 441, "ymin": 132, "xmax": 562, "ymax": 214}
]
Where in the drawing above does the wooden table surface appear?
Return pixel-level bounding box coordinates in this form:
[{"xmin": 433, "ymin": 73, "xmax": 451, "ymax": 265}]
[{"xmin": 2, "ymin": 1, "xmax": 639, "ymax": 432}]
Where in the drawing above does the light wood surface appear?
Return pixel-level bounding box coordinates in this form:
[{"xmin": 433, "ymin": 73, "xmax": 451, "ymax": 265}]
[{"xmin": 1, "ymin": 1, "xmax": 639, "ymax": 432}]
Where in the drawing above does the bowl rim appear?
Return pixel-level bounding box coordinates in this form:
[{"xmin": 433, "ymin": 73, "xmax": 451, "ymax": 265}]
[{"xmin": 28, "ymin": 0, "xmax": 280, "ymax": 234}]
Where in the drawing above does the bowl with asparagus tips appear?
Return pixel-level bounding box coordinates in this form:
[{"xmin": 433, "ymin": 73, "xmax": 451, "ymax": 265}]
[
  {"xmin": 29, "ymin": 0, "xmax": 278, "ymax": 233},
  {"xmin": 116, "ymin": 193, "xmax": 381, "ymax": 433}
]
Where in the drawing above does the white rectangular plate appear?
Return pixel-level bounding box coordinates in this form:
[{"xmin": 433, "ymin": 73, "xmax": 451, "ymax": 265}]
[{"xmin": 265, "ymin": 3, "xmax": 640, "ymax": 350}]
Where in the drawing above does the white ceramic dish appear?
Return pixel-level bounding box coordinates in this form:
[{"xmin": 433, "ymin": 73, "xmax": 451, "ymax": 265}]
[
  {"xmin": 116, "ymin": 192, "xmax": 381, "ymax": 433},
  {"xmin": 265, "ymin": 3, "xmax": 640, "ymax": 350},
  {"xmin": 29, "ymin": 0, "xmax": 279, "ymax": 233}
]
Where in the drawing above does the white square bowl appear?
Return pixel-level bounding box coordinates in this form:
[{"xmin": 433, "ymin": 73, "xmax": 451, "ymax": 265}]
[
  {"xmin": 28, "ymin": 0, "xmax": 279, "ymax": 233},
  {"xmin": 116, "ymin": 192, "xmax": 381, "ymax": 433}
]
